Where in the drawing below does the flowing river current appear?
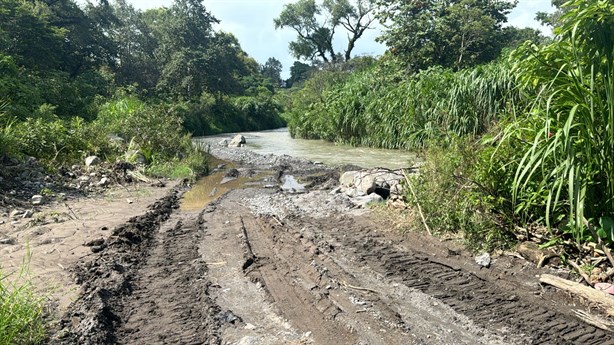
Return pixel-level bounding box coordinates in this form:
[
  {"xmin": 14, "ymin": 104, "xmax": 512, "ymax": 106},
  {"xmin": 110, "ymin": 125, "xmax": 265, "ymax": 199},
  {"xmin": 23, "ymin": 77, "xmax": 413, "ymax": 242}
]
[{"xmin": 197, "ymin": 127, "xmax": 417, "ymax": 169}]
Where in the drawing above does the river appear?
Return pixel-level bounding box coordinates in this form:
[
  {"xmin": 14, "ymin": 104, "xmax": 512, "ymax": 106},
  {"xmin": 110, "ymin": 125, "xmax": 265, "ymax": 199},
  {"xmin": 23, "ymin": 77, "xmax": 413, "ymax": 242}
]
[{"xmin": 196, "ymin": 128, "xmax": 417, "ymax": 169}]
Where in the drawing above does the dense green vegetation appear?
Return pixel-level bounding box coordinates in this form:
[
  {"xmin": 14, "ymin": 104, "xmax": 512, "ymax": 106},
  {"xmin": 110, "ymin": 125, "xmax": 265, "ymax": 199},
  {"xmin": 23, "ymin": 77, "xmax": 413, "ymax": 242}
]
[
  {"xmin": 0, "ymin": 0, "xmax": 285, "ymax": 175},
  {"xmin": 286, "ymin": 0, "xmax": 613, "ymax": 252}
]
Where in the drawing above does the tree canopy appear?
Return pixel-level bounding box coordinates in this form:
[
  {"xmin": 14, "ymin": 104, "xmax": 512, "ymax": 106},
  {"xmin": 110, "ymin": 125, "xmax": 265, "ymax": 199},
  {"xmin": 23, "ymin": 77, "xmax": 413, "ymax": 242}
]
[
  {"xmin": 375, "ymin": 0, "xmax": 517, "ymax": 71},
  {"xmin": 274, "ymin": 0, "xmax": 376, "ymax": 63}
]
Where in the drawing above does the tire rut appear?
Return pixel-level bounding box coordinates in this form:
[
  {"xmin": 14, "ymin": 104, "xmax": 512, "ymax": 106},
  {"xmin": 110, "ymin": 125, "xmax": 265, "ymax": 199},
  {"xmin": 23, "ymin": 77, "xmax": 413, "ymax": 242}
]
[
  {"xmin": 327, "ymin": 219, "xmax": 614, "ymax": 345},
  {"xmin": 53, "ymin": 190, "xmax": 222, "ymax": 345}
]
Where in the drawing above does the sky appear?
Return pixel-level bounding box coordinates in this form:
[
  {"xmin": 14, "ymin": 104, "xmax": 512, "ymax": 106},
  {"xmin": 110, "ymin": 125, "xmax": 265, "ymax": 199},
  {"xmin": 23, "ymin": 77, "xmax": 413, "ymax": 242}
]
[{"xmin": 80, "ymin": 0, "xmax": 555, "ymax": 79}]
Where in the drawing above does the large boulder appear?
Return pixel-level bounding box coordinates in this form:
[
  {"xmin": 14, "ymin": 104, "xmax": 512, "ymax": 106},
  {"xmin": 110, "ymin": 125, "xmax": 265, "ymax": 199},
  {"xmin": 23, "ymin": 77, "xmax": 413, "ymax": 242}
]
[
  {"xmin": 228, "ymin": 134, "xmax": 246, "ymax": 148},
  {"xmin": 355, "ymin": 172, "xmax": 377, "ymax": 195}
]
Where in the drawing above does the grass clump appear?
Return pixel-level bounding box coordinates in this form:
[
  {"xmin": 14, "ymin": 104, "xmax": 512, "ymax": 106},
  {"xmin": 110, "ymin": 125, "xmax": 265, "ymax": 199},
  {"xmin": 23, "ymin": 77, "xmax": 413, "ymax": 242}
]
[
  {"xmin": 0, "ymin": 257, "xmax": 46, "ymax": 345},
  {"xmin": 408, "ymin": 137, "xmax": 515, "ymax": 251}
]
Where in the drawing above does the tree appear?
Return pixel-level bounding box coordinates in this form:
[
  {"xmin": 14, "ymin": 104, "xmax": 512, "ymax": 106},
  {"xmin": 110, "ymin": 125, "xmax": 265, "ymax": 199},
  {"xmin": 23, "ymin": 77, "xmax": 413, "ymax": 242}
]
[
  {"xmin": 0, "ymin": 0, "xmax": 64, "ymax": 70},
  {"xmin": 261, "ymin": 57, "xmax": 283, "ymax": 86},
  {"xmin": 287, "ymin": 61, "xmax": 314, "ymax": 87},
  {"xmin": 274, "ymin": 0, "xmax": 376, "ymax": 64},
  {"xmin": 375, "ymin": 0, "xmax": 517, "ymax": 71},
  {"xmin": 535, "ymin": 0, "xmax": 566, "ymax": 28}
]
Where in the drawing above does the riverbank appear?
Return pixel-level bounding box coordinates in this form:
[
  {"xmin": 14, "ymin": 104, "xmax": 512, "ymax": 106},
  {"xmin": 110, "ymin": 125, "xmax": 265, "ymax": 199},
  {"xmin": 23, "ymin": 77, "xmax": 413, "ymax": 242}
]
[{"xmin": 2, "ymin": 140, "xmax": 613, "ymax": 344}]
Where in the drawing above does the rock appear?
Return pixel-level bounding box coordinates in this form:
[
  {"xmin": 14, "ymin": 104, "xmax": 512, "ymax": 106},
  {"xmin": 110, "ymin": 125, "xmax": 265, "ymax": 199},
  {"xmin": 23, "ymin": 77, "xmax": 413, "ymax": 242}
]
[
  {"xmin": 329, "ymin": 187, "xmax": 341, "ymax": 194},
  {"xmin": 218, "ymin": 138, "xmax": 228, "ymax": 147},
  {"xmin": 97, "ymin": 177, "xmax": 109, "ymax": 187},
  {"xmin": 23, "ymin": 210, "xmax": 33, "ymax": 218},
  {"xmin": 244, "ymin": 323, "xmax": 257, "ymax": 330},
  {"xmin": 355, "ymin": 173, "xmax": 377, "ymax": 195},
  {"xmin": 84, "ymin": 238, "xmax": 105, "ymax": 247},
  {"xmin": 78, "ymin": 176, "xmax": 91, "ymax": 182},
  {"xmin": 225, "ymin": 169, "xmax": 240, "ymax": 178},
  {"xmin": 31, "ymin": 195, "xmax": 44, "ymax": 205},
  {"xmin": 85, "ymin": 156, "xmax": 100, "ymax": 167},
  {"xmin": 228, "ymin": 134, "xmax": 246, "ymax": 148},
  {"xmin": 475, "ymin": 252, "xmax": 491, "ymax": 268},
  {"xmin": 339, "ymin": 171, "xmax": 358, "ymax": 187}
]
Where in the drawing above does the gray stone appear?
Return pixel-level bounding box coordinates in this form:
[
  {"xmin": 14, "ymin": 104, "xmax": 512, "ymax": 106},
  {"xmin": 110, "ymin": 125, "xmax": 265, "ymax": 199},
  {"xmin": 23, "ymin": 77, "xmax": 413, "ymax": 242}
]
[
  {"xmin": 228, "ymin": 134, "xmax": 246, "ymax": 148},
  {"xmin": 78, "ymin": 176, "xmax": 91, "ymax": 182},
  {"xmin": 475, "ymin": 252, "xmax": 491, "ymax": 268},
  {"xmin": 85, "ymin": 156, "xmax": 100, "ymax": 167},
  {"xmin": 340, "ymin": 171, "xmax": 358, "ymax": 187},
  {"xmin": 218, "ymin": 138, "xmax": 228, "ymax": 147},
  {"xmin": 355, "ymin": 172, "xmax": 377, "ymax": 195},
  {"xmin": 23, "ymin": 210, "xmax": 33, "ymax": 218},
  {"xmin": 97, "ymin": 177, "xmax": 109, "ymax": 187},
  {"xmin": 31, "ymin": 195, "xmax": 44, "ymax": 205}
]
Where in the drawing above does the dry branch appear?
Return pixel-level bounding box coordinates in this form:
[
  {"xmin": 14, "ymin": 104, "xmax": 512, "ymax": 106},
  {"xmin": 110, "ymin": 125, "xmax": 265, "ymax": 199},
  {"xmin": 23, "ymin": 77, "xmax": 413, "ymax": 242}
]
[
  {"xmin": 540, "ymin": 274, "xmax": 614, "ymax": 316},
  {"xmin": 401, "ymin": 169, "xmax": 432, "ymax": 236}
]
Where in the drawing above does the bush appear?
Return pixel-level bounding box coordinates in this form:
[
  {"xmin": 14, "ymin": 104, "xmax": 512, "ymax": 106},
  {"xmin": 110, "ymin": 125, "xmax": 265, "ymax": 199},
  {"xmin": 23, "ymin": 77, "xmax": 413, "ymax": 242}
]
[
  {"xmin": 9, "ymin": 115, "xmax": 108, "ymax": 165},
  {"xmin": 409, "ymin": 137, "xmax": 515, "ymax": 251},
  {"xmin": 95, "ymin": 95, "xmax": 188, "ymax": 161}
]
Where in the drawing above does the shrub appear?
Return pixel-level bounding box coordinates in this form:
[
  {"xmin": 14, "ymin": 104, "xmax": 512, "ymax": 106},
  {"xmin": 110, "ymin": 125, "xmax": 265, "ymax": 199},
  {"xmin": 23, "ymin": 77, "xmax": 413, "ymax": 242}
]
[{"xmin": 409, "ymin": 137, "xmax": 515, "ymax": 251}]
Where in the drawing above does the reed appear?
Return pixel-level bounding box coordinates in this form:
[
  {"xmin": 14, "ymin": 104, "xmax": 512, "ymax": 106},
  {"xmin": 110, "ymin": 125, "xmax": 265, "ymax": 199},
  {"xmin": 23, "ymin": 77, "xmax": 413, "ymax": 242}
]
[{"xmin": 503, "ymin": 0, "xmax": 614, "ymax": 242}]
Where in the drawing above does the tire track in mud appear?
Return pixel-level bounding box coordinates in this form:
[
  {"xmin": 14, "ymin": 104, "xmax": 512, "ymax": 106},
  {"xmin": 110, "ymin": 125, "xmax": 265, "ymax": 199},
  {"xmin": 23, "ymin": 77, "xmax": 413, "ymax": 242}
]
[
  {"xmin": 53, "ymin": 190, "xmax": 221, "ymax": 345},
  {"xmin": 324, "ymin": 218, "xmax": 614, "ymax": 345},
  {"xmin": 232, "ymin": 207, "xmax": 500, "ymax": 345}
]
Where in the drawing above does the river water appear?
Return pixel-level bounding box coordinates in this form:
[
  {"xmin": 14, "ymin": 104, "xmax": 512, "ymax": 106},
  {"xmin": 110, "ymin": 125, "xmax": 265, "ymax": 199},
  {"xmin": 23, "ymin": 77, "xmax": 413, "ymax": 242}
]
[{"xmin": 198, "ymin": 128, "xmax": 417, "ymax": 169}]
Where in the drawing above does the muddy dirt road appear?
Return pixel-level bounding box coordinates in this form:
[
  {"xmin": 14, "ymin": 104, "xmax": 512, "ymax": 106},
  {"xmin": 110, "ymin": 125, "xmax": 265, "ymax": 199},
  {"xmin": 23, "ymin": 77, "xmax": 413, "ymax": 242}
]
[{"xmin": 52, "ymin": 143, "xmax": 614, "ymax": 344}]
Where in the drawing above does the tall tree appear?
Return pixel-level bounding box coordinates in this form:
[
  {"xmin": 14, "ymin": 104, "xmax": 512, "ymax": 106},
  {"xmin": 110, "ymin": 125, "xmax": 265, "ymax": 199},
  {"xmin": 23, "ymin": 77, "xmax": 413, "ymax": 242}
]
[
  {"xmin": 261, "ymin": 57, "xmax": 283, "ymax": 86},
  {"xmin": 274, "ymin": 0, "xmax": 376, "ymax": 64},
  {"xmin": 376, "ymin": 0, "xmax": 516, "ymax": 71}
]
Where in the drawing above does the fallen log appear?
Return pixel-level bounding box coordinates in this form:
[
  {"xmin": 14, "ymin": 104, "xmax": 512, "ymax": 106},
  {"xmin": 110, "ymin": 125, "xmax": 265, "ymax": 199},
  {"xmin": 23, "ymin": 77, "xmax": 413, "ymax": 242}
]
[{"xmin": 540, "ymin": 274, "xmax": 614, "ymax": 316}]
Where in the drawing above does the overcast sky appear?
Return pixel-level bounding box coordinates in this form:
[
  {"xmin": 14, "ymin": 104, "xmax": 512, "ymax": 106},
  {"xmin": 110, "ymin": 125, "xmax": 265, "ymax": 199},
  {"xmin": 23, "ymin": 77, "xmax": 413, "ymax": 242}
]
[{"xmin": 81, "ymin": 0, "xmax": 555, "ymax": 78}]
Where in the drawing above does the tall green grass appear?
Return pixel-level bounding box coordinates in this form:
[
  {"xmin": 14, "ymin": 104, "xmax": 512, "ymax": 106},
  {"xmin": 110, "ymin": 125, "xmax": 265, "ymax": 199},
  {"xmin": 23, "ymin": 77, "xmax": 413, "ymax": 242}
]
[
  {"xmin": 0, "ymin": 254, "xmax": 46, "ymax": 345},
  {"xmin": 501, "ymin": 0, "xmax": 614, "ymax": 242},
  {"xmin": 287, "ymin": 56, "xmax": 521, "ymax": 149}
]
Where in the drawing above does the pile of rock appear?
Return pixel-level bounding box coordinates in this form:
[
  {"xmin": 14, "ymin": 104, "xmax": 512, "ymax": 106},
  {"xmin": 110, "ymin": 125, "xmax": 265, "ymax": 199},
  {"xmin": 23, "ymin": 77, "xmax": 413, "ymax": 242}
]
[{"xmin": 334, "ymin": 168, "xmax": 411, "ymax": 207}]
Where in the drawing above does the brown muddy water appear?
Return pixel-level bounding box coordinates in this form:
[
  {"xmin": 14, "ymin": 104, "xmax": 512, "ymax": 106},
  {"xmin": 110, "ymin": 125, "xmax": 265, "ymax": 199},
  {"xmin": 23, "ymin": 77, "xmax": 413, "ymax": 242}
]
[{"xmin": 198, "ymin": 128, "xmax": 417, "ymax": 169}]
